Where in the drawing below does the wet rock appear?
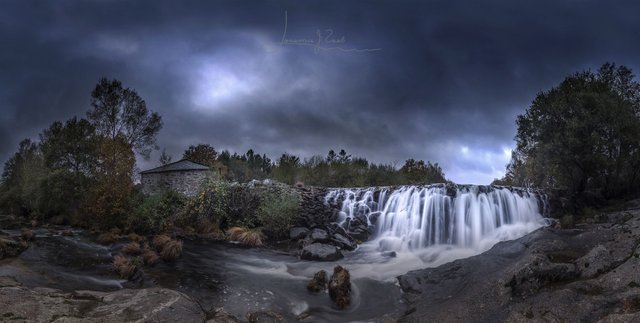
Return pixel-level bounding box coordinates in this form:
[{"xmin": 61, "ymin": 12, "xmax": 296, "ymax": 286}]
[
  {"xmin": 328, "ymin": 266, "xmax": 351, "ymax": 309},
  {"xmin": 307, "ymin": 270, "xmax": 328, "ymax": 292},
  {"xmin": 246, "ymin": 310, "xmax": 283, "ymax": 323},
  {"xmin": 381, "ymin": 251, "xmax": 397, "ymax": 258},
  {"xmin": 289, "ymin": 227, "xmax": 310, "ymax": 240},
  {"xmin": 0, "ymin": 284, "xmax": 206, "ymax": 322},
  {"xmin": 0, "ymin": 237, "xmax": 27, "ymax": 259},
  {"xmin": 331, "ymin": 233, "xmax": 357, "ymax": 251},
  {"xmin": 208, "ymin": 308, "xmax": 240, "ymax": 323},
  {"xmin": 397, "ymin": 206, "xmax": 640, "ymax": 323},
  {"xmin": 301, "ymin": 243, "xmax": 343, "ymax": 261},
  {"xmin": 310, "ymin": 228, "xmax": 330, "ymax": 243}
]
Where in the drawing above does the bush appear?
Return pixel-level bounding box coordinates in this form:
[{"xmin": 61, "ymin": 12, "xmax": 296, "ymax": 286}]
[
  {"xmin": 257, "ymin": 190, "xmax": 300, "ymax": 238},
  {"xmin": 128, "ymin": 190, "xmax": 187, "ymax": 233},
  {"xmin": 152, "ymin": 234, "xmax": 172, "ymax": 251}
]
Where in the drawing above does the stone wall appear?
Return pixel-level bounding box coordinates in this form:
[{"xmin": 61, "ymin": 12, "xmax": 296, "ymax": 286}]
[{"xmin": 141, "ymin": 170, "xmax": 209, "ymax": 196}]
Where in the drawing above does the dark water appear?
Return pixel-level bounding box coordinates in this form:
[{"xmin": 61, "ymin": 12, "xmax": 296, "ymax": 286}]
[
  {"xmin": 0, "ymin": 227, "xmax": 405, "ymax": 322},
  {"xmin": 0, "ymin": 220, "xmax": 544, "ymax": 322}
]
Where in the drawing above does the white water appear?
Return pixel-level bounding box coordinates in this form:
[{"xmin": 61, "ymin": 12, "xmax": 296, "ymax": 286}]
[{"xmin": 325, "ymin": 185, "xmax": 547, "ymax": 253}]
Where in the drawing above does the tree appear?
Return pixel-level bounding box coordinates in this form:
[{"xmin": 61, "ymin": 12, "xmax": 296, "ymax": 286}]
[
  {"xmin": 512, "ymin": 63, "xmax": 640, "ymax": 200},
  {"xmin": 88, "ymin": 78, "xmax": 162, "ymax": 158},
  {"xmin": 0, "ymin": 139, "xmax": 48, "ymax": 215},
  {"xmin": 183, "ymin": 144, "xmax": 218, "ymax": 166},
  {"xmin": 39, "ymin": 117, "xmax": 98, "ymax": 175},
  {"xmin": 400, "ymin": 159, "xmax": 447, "ymax": 184}
]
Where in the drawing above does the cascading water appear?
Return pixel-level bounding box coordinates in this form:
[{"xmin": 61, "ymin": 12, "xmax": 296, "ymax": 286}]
[{"xmin": 325, "ymin": 185, "xmax": 547, "ymax": 252}]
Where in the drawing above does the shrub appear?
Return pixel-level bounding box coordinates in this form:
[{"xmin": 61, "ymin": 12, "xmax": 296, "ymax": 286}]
[
  {"xmin": 112, "ymin": 254, "xmax": 136, "ymax": 279},
  {"xmin": 178, "ymin": 179, "xmax": 230, "ymax": 229},
  {"xmin": 160, "ymin": 240, "xmax": 183, "ymax": 261},
  {"xmin": 257, "ymin": 190, "xmax": 300, "ymax": 238},
  {"xmin": 127, "ymin": 233, "xmax": 145, "ymax": 242},
  {"xmin": 121, "ymin": 242, "xmax": 141, "ymax": 255},
  {"xmin": 128, "ymin": 190, "xmax": 187, "ymax": 233}
]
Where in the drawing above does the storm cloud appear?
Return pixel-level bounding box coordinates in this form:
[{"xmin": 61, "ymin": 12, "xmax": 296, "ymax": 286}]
[{"xmin": 2, "ymin": 0, "xmax": 640, "ymax": 184}]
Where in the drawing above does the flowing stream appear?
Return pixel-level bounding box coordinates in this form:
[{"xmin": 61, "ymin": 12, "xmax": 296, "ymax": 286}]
[{"xmin": 0, "ymin": 185, "xmax": 548, "ymax": 322}]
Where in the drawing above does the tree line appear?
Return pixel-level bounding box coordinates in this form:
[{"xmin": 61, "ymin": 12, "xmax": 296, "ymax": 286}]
[{"xmin": 179, "ymin": 144, "xmax": 447, "ymax": 187}]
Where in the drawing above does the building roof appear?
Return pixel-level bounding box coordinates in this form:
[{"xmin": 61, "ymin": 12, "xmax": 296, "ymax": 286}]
[{"xmin": 140, "ymin": 159, "xmax": 210, "ymax": 174}]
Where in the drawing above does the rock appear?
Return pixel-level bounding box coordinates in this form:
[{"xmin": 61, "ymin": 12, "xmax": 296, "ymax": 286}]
[
  {"xmin": 331, "ymin": 233, "xmax": 357, "ymax": 251},
  {"xmin": 397, "ymin": 207, "xmax": 640, "ymax": 323},
  {"xmin": 0, "ymin": 237, "xmax": 27, "ymax": 259},
  {"xmin": 301, "ymin": 243, "xmax": 343, "ymax": 261},
  {"xmin": 208, "ymin": 308, "xmax": 240, "ymax": 323},
  {"xmin": 289, "ymin": 227, "xmax": 310, "ymax": 240},
  {"xmin": 328, "ymin": 266, "xmax": 351, "ymax": 309},
  {"xmin": 0, "ymin": 276, "xmax": 21, "ymax": 287},
  {"xmin": 246, "ymin": 310, "xmax": 283, "ymax": 323},
  {"xmin": 0, "ymin": 284, "xmax": 206, "ymax": 322},
  {"xmin": 310, "ymin": 228, "xmax": 330, "ymax": 243},
  {"xmin": 381, "ymin": 251, "xmax": 397, "ymax": 258},
  {"xmin": 307, "ymin": 270, "xmax": 328, "ymax": 292}
]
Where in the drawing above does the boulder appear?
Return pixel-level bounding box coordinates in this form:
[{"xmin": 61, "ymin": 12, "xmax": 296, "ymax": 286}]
[
  {"xmin": 289, "ymin": 227, "xmax": 310, "ymax": 240},
  {"xmin": 0, "ymin": 281, "xmax": 206, "ymax": 322},
  {"xmin": 331, "ymin": 233, "xmax": 357, "ymax": 251},
  {"xmin": 301, "ymin": 243, "xmax": 343, "ymax": 261},
  {"xmin": 328, "ymin": 266, "xmax": 351, "ymax": 309},
  {"xmin": 310, "ymin": 228, "xmax": 330, "ymax": 242},
  {"xmin": 307, "ymin": 270, "xmax": 328, "ymax": 292}
]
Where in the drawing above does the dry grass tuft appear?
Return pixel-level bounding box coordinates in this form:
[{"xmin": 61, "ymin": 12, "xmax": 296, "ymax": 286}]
[
  {"xmin": 112, "ymin": 254, "xmax": 136, "ymax": 279},
  {"xmin": 96, "ymin": 232, "xmax": 118, "ymax": 245},
  {"xmin": 121, "ymin": 242, "xmax": 141, "ymax": 256},
  {"xmin": 142, "ymin": 245, "xmax": 159, "ymax": 266},
  {"xmin": 21, "ymin": 228, "xmax": 34, "ymax": 241},
  {"xmin": 160, "ymin": 239, "xmax": 183, "ymax": 261},
  {"xmin": 226, "ymin": 227, "xmax": 247, "ymax": 241},
  {"xmin": 152, "ymin": 234, "xmax": 172, "ymax": 251},
  {"xmin": 127, "ymin": 233, "xmax": 145, "ymax": 242},
  {"xmin": 238, "ymin": 228, "xmax": 265, "ymax": 247},
  {"xmin": 61, "ymin": 229, "xmax": 73, "ymax": 237}
]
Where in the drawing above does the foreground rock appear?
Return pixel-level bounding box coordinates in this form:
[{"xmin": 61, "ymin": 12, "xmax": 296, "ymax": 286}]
[
  {"xmin": 328, "ymin": 266, "xmax": 351, "ymax": 309},
  {"xmin": 300, "ymin": 243, "xmax": 343, "ymax": 261},
  {"xmin": 398, "ymin": 206, "xmax": 640, "ymax": 322},
  {"xmin": 0, "ymin": 277, "xmax": 206, "ymax": 322}
]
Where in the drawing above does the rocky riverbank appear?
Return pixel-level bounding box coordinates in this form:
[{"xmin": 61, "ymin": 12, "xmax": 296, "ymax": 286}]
[{"xmin": 398, "ymin": 199, "xmax": 640, "ymax": 322}]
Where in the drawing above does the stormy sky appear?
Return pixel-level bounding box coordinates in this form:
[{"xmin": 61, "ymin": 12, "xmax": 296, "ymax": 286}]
[{"xmin": 2, "ymin": 0, "xmax": 640, "ymax": 184}]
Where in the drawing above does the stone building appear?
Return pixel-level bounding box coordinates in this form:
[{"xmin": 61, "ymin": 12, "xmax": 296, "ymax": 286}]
[{"xmin": 140, "ymin": 159, "xmax": 211, "ymax": 196}]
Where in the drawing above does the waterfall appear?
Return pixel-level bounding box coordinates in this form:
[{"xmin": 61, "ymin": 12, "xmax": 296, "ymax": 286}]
[{"xmin": 325, "ymin": 185, "xmax": 547, "ymax": 252}]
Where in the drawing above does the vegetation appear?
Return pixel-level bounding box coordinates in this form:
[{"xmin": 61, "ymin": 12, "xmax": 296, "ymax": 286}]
[
  {"xmin": 257, "ymin": 190, "xmax": 300, "ymax": 238},
  {"xmin": 495, "ymin": 63, "xmax": 640, "ymax": 211},
  {"xmin": 226, "ymin": 226, "xmax": 265, "ymax": 247}
]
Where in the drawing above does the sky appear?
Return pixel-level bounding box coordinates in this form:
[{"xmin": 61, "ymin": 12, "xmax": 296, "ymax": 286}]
[{"xmin": 2, "ymin": 0, "xmax": 640, "ymax": 184}]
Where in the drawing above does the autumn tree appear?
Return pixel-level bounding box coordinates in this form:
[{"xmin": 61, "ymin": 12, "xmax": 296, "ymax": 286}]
[{"xmin": 183, "ymin": 144, "xmax": 218, "ymax": 166}]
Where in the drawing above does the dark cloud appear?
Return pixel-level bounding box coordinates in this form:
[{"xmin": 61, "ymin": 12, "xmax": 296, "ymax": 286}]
[{"xmin": 2, "ymin": 0, "xmax": 640, "ymax": 184}]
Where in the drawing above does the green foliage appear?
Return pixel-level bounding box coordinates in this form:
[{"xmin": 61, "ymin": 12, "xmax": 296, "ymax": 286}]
[
  {"xmin": 179, "ymin": 179, "xmax": 231, "ymax": 228},
  {"xmin": 39, "ymin": 117, "xmax": 98, "ymax": 174},
  {"xmin": 37, "ymin": 169, "xmax": 88, "ymax": 220},
  {"xmin": 400, "ymin": 158, "xmax": 447, "ymax": 185},
  {"xmin": 0, "ymin": 139, "xmax": 48, "ymax": 215},
  {"xmin": 128, "ymin": 190, "xmax": 187, "ymax": 233},
  {"xmin": 257, "ymin": 190, "xmax": 300, "ymax": 238},
  {"xmin": 507, "ymin": 63, "xmax": 640, "ymax": 202},
  {"xmin": 183, "ymin": 144, "xmax": 218, "ymax": 166}
]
